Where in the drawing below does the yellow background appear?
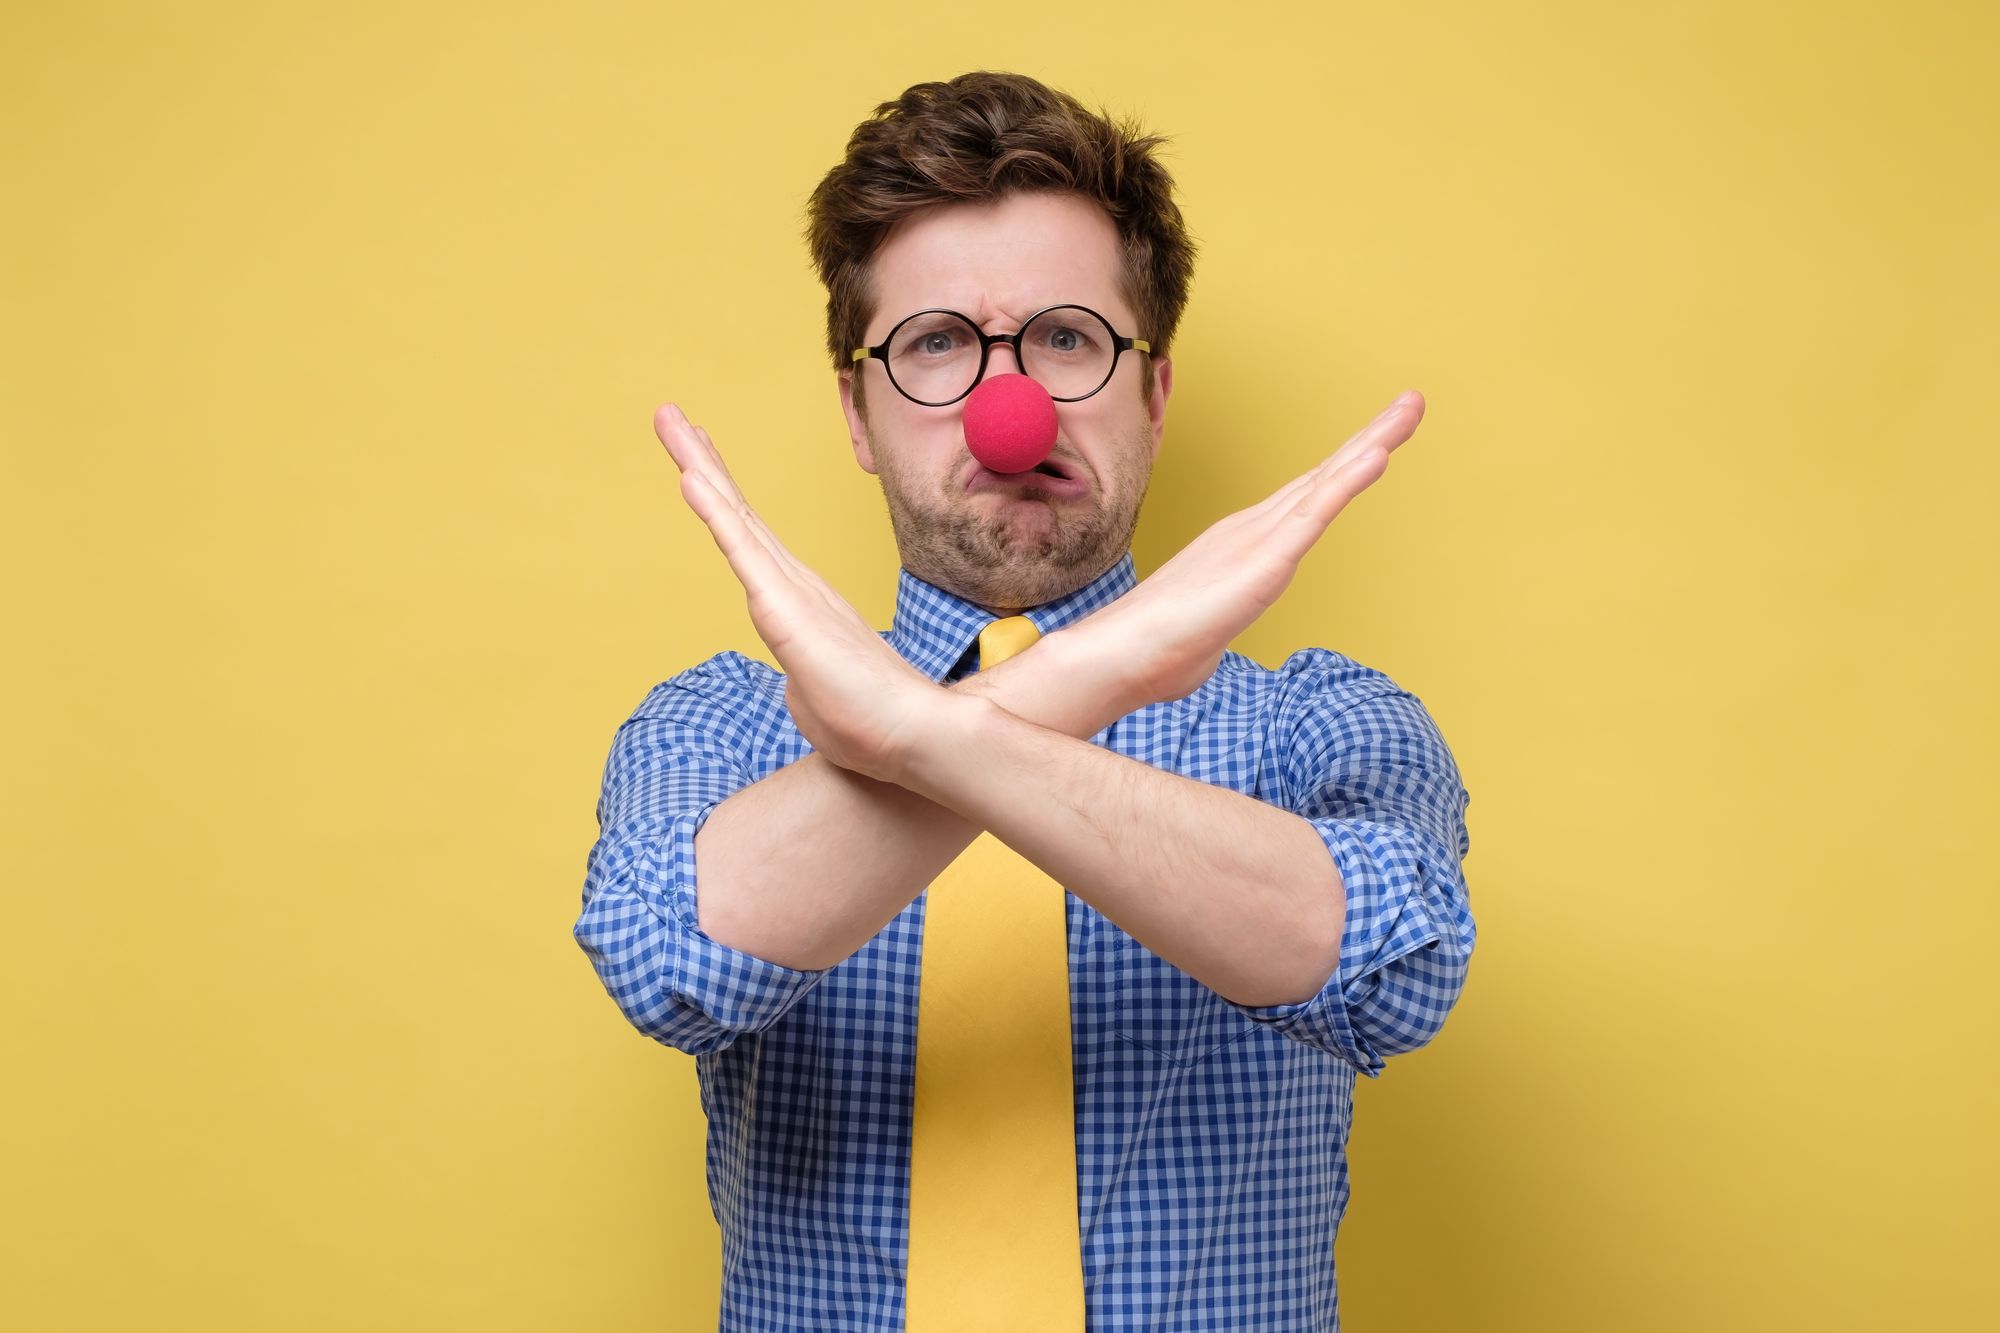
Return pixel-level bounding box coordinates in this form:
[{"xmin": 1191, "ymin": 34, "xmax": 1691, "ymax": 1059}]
[{"xmin": 4, "ymin": 2, "xmax": 1994, "ymax": 1329}]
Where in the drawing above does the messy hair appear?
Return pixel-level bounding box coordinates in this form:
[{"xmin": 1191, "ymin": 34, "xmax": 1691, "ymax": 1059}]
[{"xmin": 805, "ymin": 71, "xmax": 1196, "ymax": 408}]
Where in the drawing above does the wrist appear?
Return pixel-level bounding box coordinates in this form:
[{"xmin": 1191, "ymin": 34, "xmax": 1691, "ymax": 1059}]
[
  {"xmin": 1036, "ymin": 623, "xmax": 1145, "ymax": 732},
  {"xmin": 949, "ymin": 628, "xmax": 1110, "ymax": 736},
  {"xmin": 889, "ymin": 687, "xmax": 1001, "ymax": 803}
]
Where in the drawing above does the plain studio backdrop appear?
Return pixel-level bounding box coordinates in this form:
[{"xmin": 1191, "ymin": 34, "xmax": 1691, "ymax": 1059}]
[{"xmin": 3, "ymin": 3, "xmax": 1994, "ymax": 1330}]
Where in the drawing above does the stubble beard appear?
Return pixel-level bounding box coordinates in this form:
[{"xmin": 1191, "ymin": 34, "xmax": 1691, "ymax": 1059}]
[{"xmin": 877, "ymin": 422, "xmax": 1153, "ymax": 611}]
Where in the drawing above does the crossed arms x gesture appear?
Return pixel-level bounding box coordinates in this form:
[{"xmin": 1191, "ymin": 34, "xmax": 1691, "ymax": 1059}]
[{"xmin": 658, "ymin": 393, "xmax": 1423, "ymax": 1008}]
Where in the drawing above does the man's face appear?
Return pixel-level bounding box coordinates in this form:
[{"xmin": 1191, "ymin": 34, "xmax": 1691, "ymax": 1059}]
[{"xmin": 838, "ymin": 190, "xmax": 1173, "ymax": 613}]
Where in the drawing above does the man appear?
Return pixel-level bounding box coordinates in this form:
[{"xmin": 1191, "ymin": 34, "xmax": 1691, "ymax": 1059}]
[{"xmin": 575, "ymin": 72, "xmax": 1475, "ymax": 1331}]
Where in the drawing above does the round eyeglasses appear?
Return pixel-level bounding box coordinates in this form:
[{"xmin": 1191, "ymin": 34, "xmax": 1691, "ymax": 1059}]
[{"xmin": 850, "ymin": 304, "xmax": 1152, "ymax": 407}]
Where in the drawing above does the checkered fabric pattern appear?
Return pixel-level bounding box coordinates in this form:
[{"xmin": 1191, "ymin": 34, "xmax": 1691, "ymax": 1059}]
[{"xmin": 574, "ymin": 551, "xmax": 1476, "ymax": 1331}]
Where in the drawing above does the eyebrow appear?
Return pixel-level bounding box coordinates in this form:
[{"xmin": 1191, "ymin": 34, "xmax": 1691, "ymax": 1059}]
[{"xmin": 902, "ymin": 300, "xmax": 1113, "ymax": 331}]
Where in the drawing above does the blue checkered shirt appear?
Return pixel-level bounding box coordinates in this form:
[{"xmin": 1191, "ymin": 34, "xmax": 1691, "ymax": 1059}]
[{"xmin": 574, "ymin": 551, "xmax": 1475, "ymax": 1331}]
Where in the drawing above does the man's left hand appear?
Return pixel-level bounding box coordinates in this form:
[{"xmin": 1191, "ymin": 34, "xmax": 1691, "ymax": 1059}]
[{"xmin": 653, "ymin": 403, "xmax": 951, "ymax": 785}]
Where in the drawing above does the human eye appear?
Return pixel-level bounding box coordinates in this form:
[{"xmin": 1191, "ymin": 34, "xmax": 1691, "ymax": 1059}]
[
  {"xmin": 891, "ymin": 315, "xmax": 973, "ymax": 362},
  {"xmin": 1035, "ymin": 320, "xmax": 1097, "ymax": 355}
]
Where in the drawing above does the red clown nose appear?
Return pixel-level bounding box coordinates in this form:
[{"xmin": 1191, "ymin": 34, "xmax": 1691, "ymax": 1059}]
[{"xmin": 962, "ymin": 373, "xmax": 1058, "ymax": 474}]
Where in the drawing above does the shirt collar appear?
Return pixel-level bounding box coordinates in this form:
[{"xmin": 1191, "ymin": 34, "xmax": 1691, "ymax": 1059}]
[{"xmin": 885, "ymin": 551, "xmax": 1139, "ymax": 682}]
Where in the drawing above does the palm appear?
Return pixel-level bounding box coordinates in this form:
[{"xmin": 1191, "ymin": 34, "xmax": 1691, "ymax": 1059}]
[
  {"xmin": 651, "ymin": 404, "xmax": 939, "ymax": 780},
  {"xmin": 1085, "ymin": 391, "xmax": 1424, "ymax": 705}
]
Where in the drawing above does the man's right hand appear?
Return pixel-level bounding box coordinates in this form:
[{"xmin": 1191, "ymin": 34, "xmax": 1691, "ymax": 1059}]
[
  {"xmin": 671, "ymin": 389, "xmax": 1421, "ymax": 973},
  {"xmin": 1042, "ymin": 390, "xmax": 1424, "ymax": 718}
]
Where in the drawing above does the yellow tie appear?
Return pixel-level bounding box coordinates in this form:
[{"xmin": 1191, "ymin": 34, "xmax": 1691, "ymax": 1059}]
[{"xmin": 904, "ymin": 615, "xmax": 1084, "ymax": 1330}]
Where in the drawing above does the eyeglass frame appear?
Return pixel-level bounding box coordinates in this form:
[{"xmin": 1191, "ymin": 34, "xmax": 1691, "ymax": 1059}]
[{"xmin": 849, "ymin": 303, "xmax": 1153, "ymax": 407}]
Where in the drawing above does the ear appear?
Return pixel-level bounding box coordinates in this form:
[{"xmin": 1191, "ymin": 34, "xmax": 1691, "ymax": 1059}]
[
  {"xmin": 837, "ymin": 369, "xmax": 877, "ymax": 474},
  {"xmin": 1146, "ymin": 355, "xmax": 1173, "ymax": 461}
]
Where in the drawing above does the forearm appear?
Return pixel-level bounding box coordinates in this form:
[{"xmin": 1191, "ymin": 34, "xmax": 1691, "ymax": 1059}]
[
  {"xmin": 901, "ymin": 693, "xmax": 1346, "ymax": 1008},
  {"xmin": 693, "ymin": 628, "xmax": 1134, "ymax": 969}
]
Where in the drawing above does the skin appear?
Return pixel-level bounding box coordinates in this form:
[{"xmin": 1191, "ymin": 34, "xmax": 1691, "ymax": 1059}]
[
  {"xmin": 659, "ymin": 190, "xmax": 1425, "ymax": 1007},
  {"xmin": 837, "ymin": 193, "xmax": 1164, "ymax": 615}
]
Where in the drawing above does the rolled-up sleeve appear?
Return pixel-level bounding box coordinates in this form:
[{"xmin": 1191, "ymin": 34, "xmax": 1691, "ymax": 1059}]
[
  {"xmin": 1231, "ymin": 659, "xmax": 1476, "ymax": 1076},
  {"xmin": 573, "ymin": 660, "xmax": 827, "ymax": 1055}
]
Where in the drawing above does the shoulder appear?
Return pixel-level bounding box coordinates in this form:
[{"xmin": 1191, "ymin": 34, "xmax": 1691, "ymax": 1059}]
[
  {"xmin": 1216, "ymin": 647, "xmax": 1458, "ymax": 788},
  {"xmin": 620, "ymin": 650, "xmax": 790, "ymax": 744},
  {"xmin": 639, "ymin": 650, "xmax": 782, "ymax": 705},
  {"xmin": 1205, "ymin": 645, "xmax": 1410, "ymax": 721}
]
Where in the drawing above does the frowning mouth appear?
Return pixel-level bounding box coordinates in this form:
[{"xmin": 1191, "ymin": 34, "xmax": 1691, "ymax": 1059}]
[{"xmin": 964, "ymin": 454, "xmax": 1089, "ymax": 498}]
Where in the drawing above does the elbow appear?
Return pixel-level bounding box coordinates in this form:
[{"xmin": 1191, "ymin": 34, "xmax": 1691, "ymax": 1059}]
[
  {"xmin": 1221, "ymin": 891, "xmax": 1343, "ymax": 1009},
  {"xmin": 1352, "ymin": 936, "xmax": 1474, "ymax": 1061},
  {"xmin": 572, "ymin": 909, "xmax": 744, "ymax": 1057},
  {"xmin": 574, "ymin": 874, "xmax": 824, "ymax": 1056},
  {"xmin": 1253, "ymin": 924, "xmax": 1344, "ymax": 1010},
  {"xmin": 1250, "ymin": 842, "xmax": 1347, "ymax": 1008}
]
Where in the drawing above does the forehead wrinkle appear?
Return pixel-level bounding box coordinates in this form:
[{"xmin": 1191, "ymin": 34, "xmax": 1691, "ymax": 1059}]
[
  {"xmin": 874, "ymin": 290, "xmax": 1037, "ymax": 335},
  {"xmin": 963, "ymin": 295, "xmax": 1042, "ymax": 333}
]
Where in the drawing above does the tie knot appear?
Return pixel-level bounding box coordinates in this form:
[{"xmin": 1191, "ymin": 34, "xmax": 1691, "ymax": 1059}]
[{"xmin": 977, "ymin": 615, "xmax": 1041, "ymax": 671}]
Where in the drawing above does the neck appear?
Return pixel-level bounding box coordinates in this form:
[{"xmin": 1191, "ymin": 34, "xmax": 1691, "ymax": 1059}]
[{"xmin": 905, "ymin": 550, "xmax": 1128, "ymax": 621}]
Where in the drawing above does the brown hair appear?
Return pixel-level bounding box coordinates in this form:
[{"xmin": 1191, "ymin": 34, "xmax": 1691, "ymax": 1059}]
[{"xmin": 805, "ymin": 71, "xmax": 1196, "ymax": 409}]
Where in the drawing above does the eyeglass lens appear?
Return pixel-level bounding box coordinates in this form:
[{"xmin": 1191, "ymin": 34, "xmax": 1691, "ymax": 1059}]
[{"xmin": 885, "ymin": 308, "xmax": 1117, "ymax": 405}]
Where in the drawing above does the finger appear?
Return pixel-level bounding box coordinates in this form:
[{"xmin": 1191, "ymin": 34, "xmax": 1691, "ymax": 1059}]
[
  {"xmin": 655, "ymin": 406, "xmax": 807, "ymax": 580},
  {"xmin": 738, "ymin": 490, "xmax": 818, "ymax": 586},
  {"xmin": 1287, "ymin": 447, "xmax": 1388, "ymax": 531},
  {"xmin": 1257, "ymin": 391, "xmax": 1424, "ymax": 518},
  {"xmin": 685, "ymin": 421, "xmax": 787, "ymax": 561},
  {"xmin": 682, "ymin": 470, "xmax": 877, "ymax": 649},
  {"xmin": 1236, "ymin": 447, "xmax": 1388, "ymax": 573},
  {"xmin": 680, "ymin": 421, "xmax": 824, "ymax": 583},
  {"xmin": 657, "ymin": 411, "xmax": 870, "ymax": 632},
  {"xmin": 654, "ymin": 404, "xmax": 750, "ymax": 509},
  {"xmin": 1316, "ymin": 390, "xmax": 1423, "ymax": 476},
  {"xmin": 690, "ymin": 423, "xmax": 753, "ymax": 505},
  {"xmin": 680, "ymin": 469, "xmax": 794, "ymax": 594}
]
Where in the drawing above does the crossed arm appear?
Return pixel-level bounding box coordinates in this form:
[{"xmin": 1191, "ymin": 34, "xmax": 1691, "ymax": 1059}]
[{"xmin": 659, "ymin": 393, "xmax": 1423, "ymax": 1009}]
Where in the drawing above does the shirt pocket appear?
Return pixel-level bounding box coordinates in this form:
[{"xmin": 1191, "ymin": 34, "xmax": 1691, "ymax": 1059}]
[{"xmin": 1111, "ymin": 931, "xmax": 1260, "ymax": 1068}]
